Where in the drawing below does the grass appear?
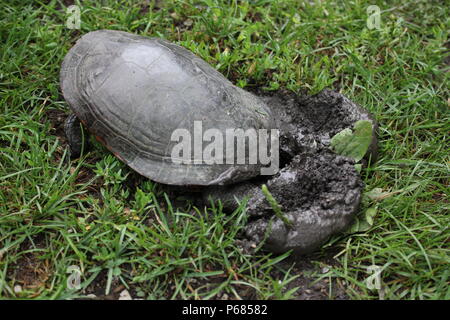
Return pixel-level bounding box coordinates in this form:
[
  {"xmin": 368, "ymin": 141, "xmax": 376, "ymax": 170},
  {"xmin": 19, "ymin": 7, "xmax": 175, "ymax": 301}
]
[{"xmin": 0, "ymin": 0, "xmax": 449, "ymax": 300}]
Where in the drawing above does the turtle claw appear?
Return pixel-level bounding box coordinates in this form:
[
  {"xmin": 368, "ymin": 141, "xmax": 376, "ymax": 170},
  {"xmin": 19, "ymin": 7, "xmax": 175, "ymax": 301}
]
[{"xmin": 64, "ymin": 113, "xmax": 88, "ymax": 158}]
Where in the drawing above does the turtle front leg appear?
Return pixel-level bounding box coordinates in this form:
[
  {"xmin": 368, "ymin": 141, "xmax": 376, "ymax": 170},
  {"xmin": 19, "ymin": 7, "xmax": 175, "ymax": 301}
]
[{"xmin": 64, "ymin": 113, "xmax": 89, "ymax": 158}]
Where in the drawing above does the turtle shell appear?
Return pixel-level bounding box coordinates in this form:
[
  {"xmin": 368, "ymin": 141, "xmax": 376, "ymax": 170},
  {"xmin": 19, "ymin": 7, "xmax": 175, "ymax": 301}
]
[{"xmin": 60, "ymin": 30, "xmax": 275, "ymax": 185}]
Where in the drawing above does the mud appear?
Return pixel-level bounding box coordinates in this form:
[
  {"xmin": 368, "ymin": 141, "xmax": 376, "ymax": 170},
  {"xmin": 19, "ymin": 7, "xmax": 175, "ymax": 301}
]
[
  {"xmin": 265, "ymin": 89, "xmax": 378, "ymax": 163},
  {"xmin": 203, "ymin": 89, "xmax": 377, "ymax": 254}
]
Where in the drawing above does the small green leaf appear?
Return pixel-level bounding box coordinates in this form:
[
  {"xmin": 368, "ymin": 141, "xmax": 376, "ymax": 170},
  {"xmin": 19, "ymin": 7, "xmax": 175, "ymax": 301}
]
[
  {"xmin": 113, "ymin": 266, "xmax": 122, "ymax": 276},
  {"xmin": 348, "ymin": 206, "xmax": 378, "ymax": 233},
  {"xmin": 330, "ymin": 120, "xmax": 373, "ymax": 162},
  {"xmin": 349, "ymin": 218, "xmax": 371, "ymax": 233},
  {"xmin": 365, "ymin": 206, "xmax": 378, "ymax": 226},
  {"xmin": 45, "ymin": 42, "xmax": 58, "ymax": 48},
  {"xmin": 365, "ymin": 187, "xmax": 384, "ymax": 200}
]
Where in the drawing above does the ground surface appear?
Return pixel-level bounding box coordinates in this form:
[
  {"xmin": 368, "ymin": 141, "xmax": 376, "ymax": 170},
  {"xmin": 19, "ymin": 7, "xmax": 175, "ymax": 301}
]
[{"xmin": 0, "ymin": 0, "xmax": 449, "ymax": 300}]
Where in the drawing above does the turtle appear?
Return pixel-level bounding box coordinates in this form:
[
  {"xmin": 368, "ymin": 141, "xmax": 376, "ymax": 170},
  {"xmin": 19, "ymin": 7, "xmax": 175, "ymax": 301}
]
[
  {"xmin": 61, "ymin": 30, "xmax": 378, "ymax": 254},
  {"xmin": 61, "ymin": 30, "xmax": 275, "ymax": 186}
]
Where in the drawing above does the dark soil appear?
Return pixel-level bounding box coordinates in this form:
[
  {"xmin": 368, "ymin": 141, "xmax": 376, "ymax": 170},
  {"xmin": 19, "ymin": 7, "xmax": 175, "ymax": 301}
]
[{"xmin": 7, "ymin": 235, "xmax": 52, "ymax": 296}]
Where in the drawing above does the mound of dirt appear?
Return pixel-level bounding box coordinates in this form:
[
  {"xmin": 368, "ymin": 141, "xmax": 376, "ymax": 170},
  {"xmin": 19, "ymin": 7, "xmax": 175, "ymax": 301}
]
[{"xmin": 203, "ymin": 89, "xmax": 377, "ymax": 254}]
